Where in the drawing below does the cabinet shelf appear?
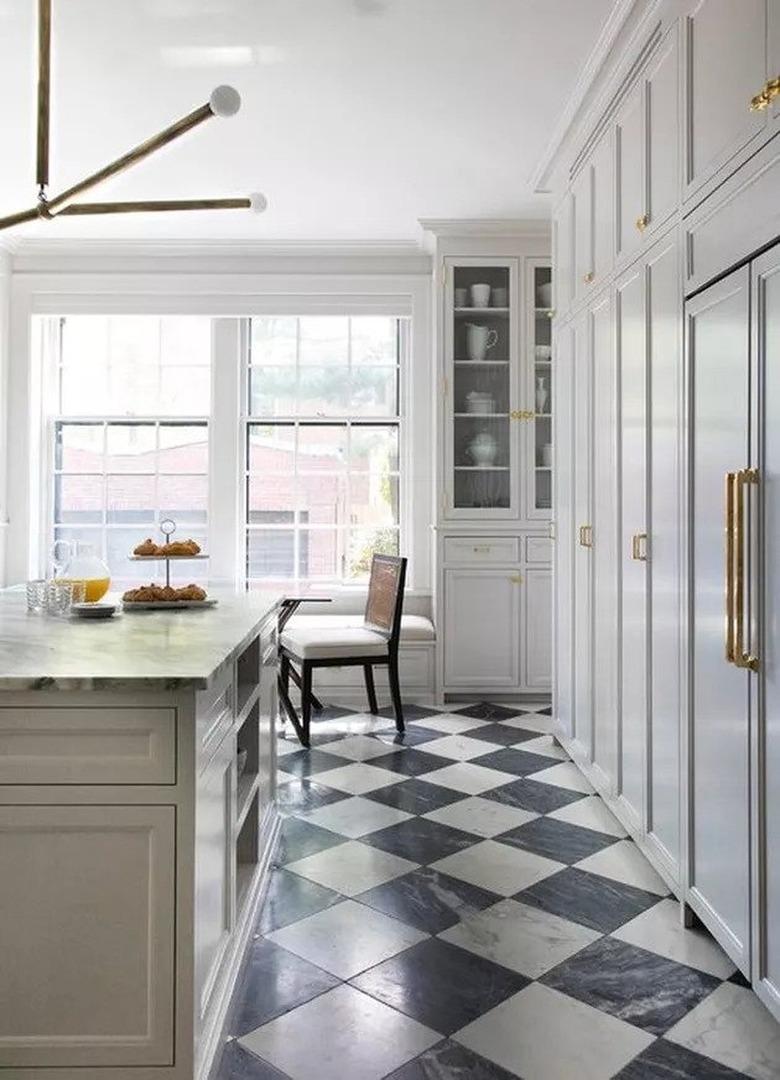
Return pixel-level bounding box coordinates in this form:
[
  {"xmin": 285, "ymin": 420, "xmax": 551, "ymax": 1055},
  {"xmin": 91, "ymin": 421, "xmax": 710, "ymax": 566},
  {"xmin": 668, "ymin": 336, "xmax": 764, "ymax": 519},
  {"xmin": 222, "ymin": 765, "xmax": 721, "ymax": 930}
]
[
  {"xmin": 454, "ymin": 360, "xmax": 509, "ymax": 366},
  {"xmin": 454, "ymin": 307, "xmax": 510, "ymax": 316},
  {"xmin": 535, "ymin": 307, "xmax": 554, "ymax": 315},
  {"xmin": 454, "ymin": 412, "xmax": 509, "ymax": 418},
  {"xmin": 454, "ymin": 465, "xmax": 510, "ymax": 472}
]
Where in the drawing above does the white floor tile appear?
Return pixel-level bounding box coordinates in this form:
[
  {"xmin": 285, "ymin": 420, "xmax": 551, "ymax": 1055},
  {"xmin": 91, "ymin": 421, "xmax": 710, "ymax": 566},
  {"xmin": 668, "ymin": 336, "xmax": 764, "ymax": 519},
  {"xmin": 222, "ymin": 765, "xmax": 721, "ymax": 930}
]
[
  {"xmin": 300, "ymin": 795, "xmax": 412, "ymax": 838},
  {"xmin": 240, "ymin": 983, "xmax": 439, "ymax": 1080},
  {"xmin": 548, "ymin": 795, "xmax": 628, "ymax": 837},
  {"xmin": 574, "ymin": 839, "xmax": 669, "ymax": 896},
  {"xmin": 422, "ymin": 762, "xmax": 517, "ymax": 795},
  {"xmin": 276, "ymin": 739, "xmax": 300, "ymax": 757},
  {"xmin": 431, "ymin": 839, "xmax": 563, "ymax": 896},
  {"xmin": 267, "ymin": 899, "xmax": 427, "ymax": 980},
  {"xmin": 314, "ymin": 762, "xmax": 405, "ymax": 795},
  {"xmin": 417, "ymin": 734, "xmax": 503, "ymax": 761},
  {"xmin": 502, "ymin": 713, "xmax": 558, "ymax": 734},
  {"xmin": 409, "ymin": 714, "xmax": 490, "ymax": 735},
  {"xmin": 455, "ymin": 982, "xmax": 653, "ymax": 1080},
  {"xmin": 529, "ymin": 761, "xmax": 595, "ymax": 793},
  {"xmin": 516, "ymin": 734, "xmax": 569, "ymax": 759},
  {"xmin": 440, "ymin": 897, "xmax": 600, "ymax": 977},
  {"xmin": 665, "ymin": 981, "xmax": 780, "ymax": 1080},
  {"xmin": 317, "ymin": 734, "xmax": 397, "ymax": 762},
  {"xmin": 286, "ymin": 839, "xmax": 417, "ymax": 896},
  {"xmin": 613, "ymin": 898, "xmax": 736, "ymax": 978},
  {"xmin": 423, "ymin": 796, "xmax": 538, "ymax": 838}
]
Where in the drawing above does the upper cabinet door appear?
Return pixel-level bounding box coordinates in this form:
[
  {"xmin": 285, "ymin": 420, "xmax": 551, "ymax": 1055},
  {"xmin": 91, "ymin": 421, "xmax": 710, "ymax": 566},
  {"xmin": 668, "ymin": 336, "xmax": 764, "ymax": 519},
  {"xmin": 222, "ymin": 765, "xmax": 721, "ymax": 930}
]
[
  {"xmin": 553, "ymin": 192, "xmax": 574, "ymax": 318},
  {"xmin": 573, "ymin": 163, "xmax": 594, "ymax": 301},
  {"xmin": 684, "ymin": 0, "xmax": 767, "ymax": 200},
  {"xmin": 615, "ymin": 80, "xmax": 645, "ymax": 265},
  {"xmin": 646, "ymin": 26, "xmax": 680, "ymax": 233},
  {"xmin": 592, "ymin": 131, "xmax": 614, "ymax": 285},
  {"xmin": 770, "ymin": 0, "xmax": 780, "ymax": 126}
]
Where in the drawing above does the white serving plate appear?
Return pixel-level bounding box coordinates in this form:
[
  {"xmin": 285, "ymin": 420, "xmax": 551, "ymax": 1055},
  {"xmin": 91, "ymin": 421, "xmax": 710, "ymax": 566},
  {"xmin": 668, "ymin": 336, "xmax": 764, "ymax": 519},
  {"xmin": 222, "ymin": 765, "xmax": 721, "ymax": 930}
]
[{"xmin": 122, "ymin": 599, "xmax": 218, "ymax": 610}]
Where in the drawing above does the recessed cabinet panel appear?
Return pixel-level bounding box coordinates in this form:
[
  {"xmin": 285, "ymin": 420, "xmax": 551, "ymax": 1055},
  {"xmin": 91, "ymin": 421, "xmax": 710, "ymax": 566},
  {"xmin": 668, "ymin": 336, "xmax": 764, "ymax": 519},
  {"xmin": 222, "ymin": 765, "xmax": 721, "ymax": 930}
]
[
  {"xmin": 443, "ymin": 536, "xmax": 520, "ymax": 564},
  {"xmin": 524, "ymin": 569, "xmax": 552, "ymax": 691},
  {"xmin": 592, "ymin": 133, "xmax": 614, "ymax": 285},
  {"xmin": 553, "ymin": 325, "xmax": 576, "ymax": 739},
  {"xmin": 771, "ymin": 0, "xmax": 780, "ymax": 127},
  {"xmin": 617, "ymin": 266, "xmax": 647, "ymax": 828},
  {"xmin": 591, "ymin": 290, "xmax": 619, "ymax": 788},
  {"xmin": 647, "ymin": 237, "xmax": 683, "ymax": 875},
  {"xmin": 688, "ymin": 268, "xmax": 751, "ymax": 972},
  {"xmin": 0, "ymin": 805, "xmax": 175, "ymax": 1067},
  {"xmin": 646, "ymin": 27, "xmax": 680, "ymax": 232},
  {"xmin": 554, "ymin": 193, "xmax": 574, "ymax": 319},
  {"xmin": 573, "ymin": 314, "xmax": 593, "ymax": 758},
  {"xmin": 573, "ymin": 164, "xmax": 594, "ymax": 299},
  {"xmin": 615, "ymin": 82, "xmax": 645, "ymax": 264},
  {"xmin": 443, "ymin": 569, "xmax": 521, "ymax": 688},
  {"xmin": 685, "ymin": 0, "xmax": 767, "ymax": 196}
]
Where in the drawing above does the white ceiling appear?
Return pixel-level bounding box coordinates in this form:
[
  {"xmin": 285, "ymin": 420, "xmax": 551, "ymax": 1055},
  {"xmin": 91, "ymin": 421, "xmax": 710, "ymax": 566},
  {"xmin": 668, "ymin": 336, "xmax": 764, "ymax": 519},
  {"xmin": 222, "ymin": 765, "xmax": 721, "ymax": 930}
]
[{"xmin": 0, "ymin": 0, "xmax": 614, "ymax": 242}]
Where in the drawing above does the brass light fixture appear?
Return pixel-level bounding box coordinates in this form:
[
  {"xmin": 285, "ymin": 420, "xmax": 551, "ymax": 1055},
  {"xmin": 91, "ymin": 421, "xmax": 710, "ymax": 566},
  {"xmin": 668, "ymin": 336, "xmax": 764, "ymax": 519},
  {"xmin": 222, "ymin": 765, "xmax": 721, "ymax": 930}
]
[{"xmin": 0, "ymin": 0, "xmax": 267, "ymax": 232}]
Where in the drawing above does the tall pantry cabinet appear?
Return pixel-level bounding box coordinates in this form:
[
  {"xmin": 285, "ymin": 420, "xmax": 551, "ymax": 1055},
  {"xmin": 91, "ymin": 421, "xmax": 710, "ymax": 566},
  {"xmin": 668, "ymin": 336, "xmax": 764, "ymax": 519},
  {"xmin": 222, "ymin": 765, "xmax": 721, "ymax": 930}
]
[
  {"xmin": 422, "ymin": 225, "xmax": 553, "ymax": 699},
  {"xmin": 549, "ymin": 0, "xmax": 779, "ymax": 1019}
]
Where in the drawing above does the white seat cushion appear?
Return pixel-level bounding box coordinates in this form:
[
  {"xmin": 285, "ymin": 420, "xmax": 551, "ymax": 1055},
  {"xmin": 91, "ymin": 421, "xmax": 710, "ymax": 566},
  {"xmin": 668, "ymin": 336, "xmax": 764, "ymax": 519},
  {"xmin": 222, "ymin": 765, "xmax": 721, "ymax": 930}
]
[
  {"xmin": 286, "ymin": 613, "xmax": 435, "ymax": 642},
  {"xmin": 280, "ymin": 626, "xmax": 389, "ymax": 660}
]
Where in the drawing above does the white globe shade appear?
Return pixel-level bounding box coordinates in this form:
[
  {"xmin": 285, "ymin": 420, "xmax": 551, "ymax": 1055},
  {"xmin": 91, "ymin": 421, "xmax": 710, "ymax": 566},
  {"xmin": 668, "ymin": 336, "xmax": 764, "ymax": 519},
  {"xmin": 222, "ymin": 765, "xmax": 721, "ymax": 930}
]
[
  {"xmin": 249, "ymin": 192, "xmax": 268, "ymax": 213},
  {"xmin": 209, "ymin": 85, "xmax": 241, "ymax": 117}
]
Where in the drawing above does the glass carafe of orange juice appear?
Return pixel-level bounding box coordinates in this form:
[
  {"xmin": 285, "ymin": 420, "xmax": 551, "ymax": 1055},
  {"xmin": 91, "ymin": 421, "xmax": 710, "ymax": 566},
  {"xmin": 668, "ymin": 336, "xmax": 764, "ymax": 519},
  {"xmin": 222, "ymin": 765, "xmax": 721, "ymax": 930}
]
[{"xmin": 54, "ymin": 541, "xmax": 111, "ymax": 602}]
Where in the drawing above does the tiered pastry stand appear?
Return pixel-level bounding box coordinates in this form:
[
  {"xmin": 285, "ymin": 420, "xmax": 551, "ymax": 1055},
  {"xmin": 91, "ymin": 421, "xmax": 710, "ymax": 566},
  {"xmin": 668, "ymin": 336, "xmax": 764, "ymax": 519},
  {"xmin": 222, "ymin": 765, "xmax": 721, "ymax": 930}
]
[{"xmin": 125, "ymin": 518, "xmax": 216, "ymax": 609}]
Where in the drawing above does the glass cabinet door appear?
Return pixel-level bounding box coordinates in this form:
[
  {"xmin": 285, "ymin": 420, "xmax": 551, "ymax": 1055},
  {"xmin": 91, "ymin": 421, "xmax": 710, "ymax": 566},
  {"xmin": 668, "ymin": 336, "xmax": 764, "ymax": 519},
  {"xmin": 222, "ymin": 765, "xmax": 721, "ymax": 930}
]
[
  {"xmin": 445, "ymin": 259, "xmax": 518, "ymax": 518},
  {"xmin": 527, "ymin": 261, "xmax": 553, "ymax": 517}
]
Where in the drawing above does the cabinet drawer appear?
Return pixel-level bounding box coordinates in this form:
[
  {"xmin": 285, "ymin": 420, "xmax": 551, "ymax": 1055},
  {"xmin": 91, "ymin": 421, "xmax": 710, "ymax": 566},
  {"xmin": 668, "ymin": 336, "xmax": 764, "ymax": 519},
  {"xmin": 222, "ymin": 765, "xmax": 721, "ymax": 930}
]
[
  {"xmin": 526, "ymin": 536, "xmax": 553, "ymax": 564},
  {"xmin": 197, "ymin": 668, "xmax": 234, "ymax": 761},
  {"xmin": 0, "ymin": 707, "xmax": 176, "ymax": 785},
  {"xmin": 685, "ymin": 134, "xmax": 780, "ymax": 293},
  {"xmin": 443, "ymin": 537, "xmax": 520, "ymax": 565}
]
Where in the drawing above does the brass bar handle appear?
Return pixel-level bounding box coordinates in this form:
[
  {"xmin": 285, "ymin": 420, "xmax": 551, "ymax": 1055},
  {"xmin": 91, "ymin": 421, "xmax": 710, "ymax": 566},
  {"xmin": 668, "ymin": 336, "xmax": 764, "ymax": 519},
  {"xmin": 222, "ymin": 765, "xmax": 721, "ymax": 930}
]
[
  {"xmin": 734, "ymin": 468, "xmax": 759, "ymax": 672},
  {"xmin": 631, "ymin": 532, "xmax": 648, "ymax": 561},
  {"xmin": 750, "ymin": 77, "xmax": 779, "ymax": 111},
  {"xmin": 725, "ymin": 472, "xmax": 736, "ymax": 664}
]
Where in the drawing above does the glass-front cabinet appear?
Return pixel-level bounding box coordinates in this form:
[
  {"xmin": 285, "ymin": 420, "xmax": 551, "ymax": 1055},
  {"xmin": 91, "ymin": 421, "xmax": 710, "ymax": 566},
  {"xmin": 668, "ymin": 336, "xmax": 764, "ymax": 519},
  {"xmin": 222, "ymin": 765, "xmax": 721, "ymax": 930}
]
[
  {"xmin": 444, "ymin": 258, "xmax": 519, "ymax": 518},
  {"xmin": 442, "ymin": 255, "xmax": 552, "ymax": 522}
]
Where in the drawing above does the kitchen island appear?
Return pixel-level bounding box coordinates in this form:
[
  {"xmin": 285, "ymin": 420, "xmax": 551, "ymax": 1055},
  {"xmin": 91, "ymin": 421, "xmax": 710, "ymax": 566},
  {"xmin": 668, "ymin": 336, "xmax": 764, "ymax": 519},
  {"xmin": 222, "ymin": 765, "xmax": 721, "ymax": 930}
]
[{"xmin": 0, "ymin": 588, "xmax": 283, "ymax": 1080}]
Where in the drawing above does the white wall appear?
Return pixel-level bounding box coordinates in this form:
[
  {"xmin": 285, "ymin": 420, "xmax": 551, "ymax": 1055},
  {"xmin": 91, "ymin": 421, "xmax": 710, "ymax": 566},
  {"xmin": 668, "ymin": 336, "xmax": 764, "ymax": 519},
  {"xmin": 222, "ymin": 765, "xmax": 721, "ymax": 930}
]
[
  {"xmin": 0, "ymin": 248, "xmax": 11, "ymax": 585},
  {"xmin": 3, "ymin": 241, "xmax": 434, "ymax": 592}
]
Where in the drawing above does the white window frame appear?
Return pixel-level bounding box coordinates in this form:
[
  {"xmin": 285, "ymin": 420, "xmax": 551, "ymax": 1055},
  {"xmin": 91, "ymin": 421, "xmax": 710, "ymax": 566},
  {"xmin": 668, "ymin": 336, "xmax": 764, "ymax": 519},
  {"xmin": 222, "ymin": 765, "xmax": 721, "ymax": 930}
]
[{"xmin": 9, "ymin": 270, "xmax": 432, "ymax": 594}]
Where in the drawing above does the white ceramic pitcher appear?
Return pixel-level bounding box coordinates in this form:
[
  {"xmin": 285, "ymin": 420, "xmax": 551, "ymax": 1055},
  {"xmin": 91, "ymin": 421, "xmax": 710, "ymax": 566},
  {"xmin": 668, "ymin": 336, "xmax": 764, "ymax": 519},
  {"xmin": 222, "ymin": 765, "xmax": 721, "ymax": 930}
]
[{"xmin": 466, "ymin": 323, "xmax": 498, "ymax": 362}]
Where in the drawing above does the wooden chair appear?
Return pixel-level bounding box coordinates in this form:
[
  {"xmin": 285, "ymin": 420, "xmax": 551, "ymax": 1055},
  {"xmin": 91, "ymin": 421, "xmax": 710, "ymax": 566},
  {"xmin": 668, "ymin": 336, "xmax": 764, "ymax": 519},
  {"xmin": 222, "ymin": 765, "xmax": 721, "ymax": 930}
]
[{"xmin": 278, "ymin": 554, "xmax": 407, "ymax": 747}]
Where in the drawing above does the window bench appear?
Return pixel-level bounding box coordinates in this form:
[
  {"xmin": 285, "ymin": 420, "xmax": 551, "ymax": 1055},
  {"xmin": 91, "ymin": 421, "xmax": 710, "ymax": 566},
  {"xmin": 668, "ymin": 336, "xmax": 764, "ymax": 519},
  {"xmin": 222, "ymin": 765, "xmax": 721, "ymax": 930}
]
[{"xmin": 285, "ymin": 613, "xmax": 436, "ymax": 706}]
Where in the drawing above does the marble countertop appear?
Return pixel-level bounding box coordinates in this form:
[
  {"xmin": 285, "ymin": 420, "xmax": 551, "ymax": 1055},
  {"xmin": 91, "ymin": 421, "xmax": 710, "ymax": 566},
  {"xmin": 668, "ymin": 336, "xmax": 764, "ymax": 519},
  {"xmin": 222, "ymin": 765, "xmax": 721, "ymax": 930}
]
[{"xmin": 0, "ymin": 588, "xmax": 283, "ymax": 691}]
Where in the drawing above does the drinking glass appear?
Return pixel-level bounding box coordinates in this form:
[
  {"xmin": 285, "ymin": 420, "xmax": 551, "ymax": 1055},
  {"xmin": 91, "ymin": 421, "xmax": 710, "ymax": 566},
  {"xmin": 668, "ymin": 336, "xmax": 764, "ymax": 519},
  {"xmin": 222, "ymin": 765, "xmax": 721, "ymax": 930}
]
[{"xmin": 26, "ymin": 579, "xmax": 47, "ymax": 613}]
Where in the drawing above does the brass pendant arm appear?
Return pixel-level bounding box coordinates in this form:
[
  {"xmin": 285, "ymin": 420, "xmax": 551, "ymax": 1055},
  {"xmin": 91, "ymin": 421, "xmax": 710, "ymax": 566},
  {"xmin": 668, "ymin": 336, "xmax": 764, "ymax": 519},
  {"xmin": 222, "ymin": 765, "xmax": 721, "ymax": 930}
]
[
  {"xmin": 59, "ymin": 198, "xmax": 252, "ymax": 215},
  {"xmin": 37, "ymin": 0, "xmax": 51, "ymax": 190},
  {"xmin": 44, "ymin": 102, "xmax": 215, "ymax": 215},
  {"xmin": 0, "ymin": 206, "xmax": 42, "ymax": 232}
]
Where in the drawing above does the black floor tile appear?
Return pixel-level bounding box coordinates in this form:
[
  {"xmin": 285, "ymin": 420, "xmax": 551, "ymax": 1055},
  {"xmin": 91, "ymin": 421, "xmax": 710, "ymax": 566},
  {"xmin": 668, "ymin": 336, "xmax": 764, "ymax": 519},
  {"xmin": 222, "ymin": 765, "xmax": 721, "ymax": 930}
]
[
  {"xmin": 356, "ymin": 866, "xmax": 501, "ymax": 934},
  {"xmin": 378, "ymin": 703, "xmax": 442, "ymax": 721},
  {"xmin": 276, "ymin": 817, "xmax": 345, "ymax": 865},
  {"xmin": 516, "ymin": 866, "xmax": 662, "ymax": 933},
  {"xmin": 351, "ymin": 937, "xmax": 529, "ymax": 1035},
  {"xmin": 533, "ymin": 706, "xmax": 553, "ymax": 716},
  {"xmin": 275, "ymin": 777, "xmax": 348, "ymax": 817},
  {"xmin": 452, "ymin": 702, "xmax": 526, "ymax": 721},
  {"xmin": 256, "ymin": 868, "xmax": 342, "ymax": 934},
  {"xmin": 471, "ymin": 747, "xmax": 558, "ymax": 777},
  {"xmin": 277, "ymin": 748, "xmax": 347, "ymax": 778},
  {"xmin": 214, "ymin": 1039, "xmax": 290, "ymax": 1080},
  {"xmin": 541, "ymin": 936, "xmax": 721, "ymax": 1035},
  {"xmin": 385, "ymin": 1040, "xmax": 520, "ymax": 1080},
  {"xmin": 362, "ymin": 816, "xmax": 477, "ymax": 863},
  {"xmin": 613, "ymin": 1038, "xmax": 752, "ymax": 1079},
  {"xmin": 368, "ymin": 749, "xmax": 458, "ymax": 777},
  {"xmin": 227, "ymin": 938, "xmax": 338, "ymax": 1035},
  {"xmin": 497, "ymin": 816, "xmax": 618, "ymax": 864},
  {"xmin": 482, "ymin": 776, "xmax": 586, "ymax": 813},
  {"xmin": 461, "ymin": 722, "xmax": 539, "ymax": 747},
  {"xmin": 371, "ymin": 726, "xmax": 445, "ymax": 748},
  {"xmin": 728, "ymin": 968, "xmax": 752, "ymax": 988},
  {"xmin": 364, "ymin": 777, "xmax": 465, "ymax": 815}
]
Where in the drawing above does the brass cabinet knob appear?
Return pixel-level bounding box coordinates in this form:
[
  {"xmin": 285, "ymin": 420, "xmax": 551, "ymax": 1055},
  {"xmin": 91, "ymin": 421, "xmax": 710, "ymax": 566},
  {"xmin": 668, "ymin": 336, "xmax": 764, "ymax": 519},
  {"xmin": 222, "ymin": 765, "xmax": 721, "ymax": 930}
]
[
  {"xmin": 635, "ymin": 213, "xmax": 649, "ymax": 233},
  {"xmin": 583, "ymin": 270, "xmax": 595, "ymax": 284},
  {"xmin": 509, "ymin": 574, "xmax": 523, "ymax": 585},
  {"xmin": 749, "ymin": 76, "xmax": 779, "ymax": 111}
]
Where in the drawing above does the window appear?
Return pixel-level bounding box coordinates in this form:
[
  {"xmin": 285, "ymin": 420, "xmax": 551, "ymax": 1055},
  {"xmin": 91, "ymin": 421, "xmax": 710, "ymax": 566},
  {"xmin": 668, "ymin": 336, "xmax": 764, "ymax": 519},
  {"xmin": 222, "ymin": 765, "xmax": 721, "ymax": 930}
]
[
  {"xmin": 245, "ymin": 316, "xmax": 405, "ymax": 588},
  {"xmin": 51, "ymin": 316, "xmax": 211, "ymax": 582}
]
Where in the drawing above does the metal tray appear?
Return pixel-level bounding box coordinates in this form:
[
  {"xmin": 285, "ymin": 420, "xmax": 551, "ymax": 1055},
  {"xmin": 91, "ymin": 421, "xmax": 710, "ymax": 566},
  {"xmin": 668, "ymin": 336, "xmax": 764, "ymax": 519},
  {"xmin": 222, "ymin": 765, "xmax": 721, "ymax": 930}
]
[{"xmin": 122, "ymin": 599, "xmax": 218, "ymax": 610}]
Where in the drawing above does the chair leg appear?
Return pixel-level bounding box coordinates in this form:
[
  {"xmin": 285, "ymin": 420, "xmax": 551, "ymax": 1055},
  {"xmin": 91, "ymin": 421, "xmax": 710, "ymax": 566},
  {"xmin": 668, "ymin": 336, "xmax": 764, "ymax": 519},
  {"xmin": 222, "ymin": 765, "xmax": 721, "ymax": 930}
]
[
  {"xmin": 364, "ymin": 664, "xmax": 379, "ymax": 714},
  {"xmin": 301, "ymin": 661, "xmax": 313, "ymax": 747},
  {"xmin": 388, "ymin": 654, "xmax": 404, "ymax": 733},
  {"xmin": 289, "ymin": 661, "xmax": 325, "ymax": 712},
  {"xmin": 279, "ymin": 655, "xmax": 290, "ymax": 729},
  {"xmin": 278, "ymin": 656, "xmax": 308, "ymax": 748}
]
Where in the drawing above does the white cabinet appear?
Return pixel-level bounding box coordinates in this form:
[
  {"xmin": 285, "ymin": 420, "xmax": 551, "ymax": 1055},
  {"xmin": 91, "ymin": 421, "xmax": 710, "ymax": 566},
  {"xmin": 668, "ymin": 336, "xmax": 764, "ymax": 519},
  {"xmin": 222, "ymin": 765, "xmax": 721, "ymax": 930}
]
[
  {"xmin": 683, "ymin": 0, "xmax": 768, "ymax": 199},
  {"xmin": 646, "ymin": 26, "xmax": 680, "ymax": 233},
  {"xmin": 615, "ymin": 80, "xmax": 645, "ymax": 265},
  {"xmin": 617, "ymin": 263, "xmax": 648, "ymax": 830},
  {"xmin": 443, "ymin": 568, "xmax": 521, "ymax": 689},
  {"xmin": 573, "ymin": 162, "xmax": 594, "ymax": 301},
  {"xmin": 572, "ymin": 312, "xmax": 593, "ymax": 758},
  {"xmin": 524, "ymin": 569, "xmax": 552, "ymax": 690},
  {"xmin": 553, "ymin": 192, "xmax": 574, "ymax": 320},
  {"xmin": 0, "ymin": 804, "xmax": 176, "ymax": 1068},
  {"xmin": 553, "ymin": 323, "xmax": 576, "ymax": 737},
  {"xmin": 592, "ymin": 132, "xmax": 614, "ymax": 286}
]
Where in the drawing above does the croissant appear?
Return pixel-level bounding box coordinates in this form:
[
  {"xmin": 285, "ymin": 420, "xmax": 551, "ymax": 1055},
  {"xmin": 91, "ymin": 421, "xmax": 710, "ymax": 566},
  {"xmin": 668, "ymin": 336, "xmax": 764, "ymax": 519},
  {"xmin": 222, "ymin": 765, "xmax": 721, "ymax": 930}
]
[{"xmin": 133, "ymin": 538, "xmax": 159, "ymax": 556}]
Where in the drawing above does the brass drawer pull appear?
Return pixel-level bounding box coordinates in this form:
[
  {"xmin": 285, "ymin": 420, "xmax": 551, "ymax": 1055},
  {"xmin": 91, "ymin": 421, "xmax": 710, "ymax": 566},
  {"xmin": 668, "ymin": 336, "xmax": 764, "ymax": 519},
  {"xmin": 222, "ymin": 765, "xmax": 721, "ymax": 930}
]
[
  {"xmin": 750, "ymin": 77, "xmax": 779, "ymax": 111},
  {"xmin": 631, "ymin": 532, "xmax": 647, "ymax": 561},
  {"xmin": 578, "ymin": 524, "xmax": 592, "ymax": 548}
]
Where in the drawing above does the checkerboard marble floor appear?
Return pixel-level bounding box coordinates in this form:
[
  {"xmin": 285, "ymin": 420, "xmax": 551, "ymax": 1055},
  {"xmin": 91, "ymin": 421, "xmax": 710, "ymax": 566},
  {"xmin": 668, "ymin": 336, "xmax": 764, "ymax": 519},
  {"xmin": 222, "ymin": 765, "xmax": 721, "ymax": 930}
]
[{"xmin": 214, "ymin": 702, "xmax": 780, "ymax": 1080}]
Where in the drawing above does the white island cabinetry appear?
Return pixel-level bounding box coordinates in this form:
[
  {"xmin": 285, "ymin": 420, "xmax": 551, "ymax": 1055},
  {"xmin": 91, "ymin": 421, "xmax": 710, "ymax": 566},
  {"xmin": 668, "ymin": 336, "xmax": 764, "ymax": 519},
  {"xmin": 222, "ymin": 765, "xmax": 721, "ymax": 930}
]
[{"xmin": 0, "ymin": 591, "xmax": 281, "ymax": 1080}]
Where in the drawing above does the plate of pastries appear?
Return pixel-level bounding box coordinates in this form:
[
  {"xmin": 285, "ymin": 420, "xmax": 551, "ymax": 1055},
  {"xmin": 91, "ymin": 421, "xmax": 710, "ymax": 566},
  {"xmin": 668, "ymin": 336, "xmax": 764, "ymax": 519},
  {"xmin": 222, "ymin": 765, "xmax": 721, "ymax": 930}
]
[
  {"xmin": 122, "ymin": 582, "xmax": 217, "ymax": 609},
  {"xmin": 130, "ymin": 538, "xmax": 205, "ymax": 558}
]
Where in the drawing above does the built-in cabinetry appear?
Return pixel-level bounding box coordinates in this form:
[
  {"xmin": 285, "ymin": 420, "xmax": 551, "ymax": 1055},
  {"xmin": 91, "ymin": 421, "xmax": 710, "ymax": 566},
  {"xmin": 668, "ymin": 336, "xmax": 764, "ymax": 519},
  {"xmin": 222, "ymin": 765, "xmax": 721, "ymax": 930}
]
[
  {"xmin": 422, "ymin": 224, "xmax": 552, "ymax": 698},
  {"xmin": 0, "ymin": 607, "xmax": 279, "ymax": 1080},
  {"xmin": 547, "ymin": 0, "xmax": 779, "ymax": 1021}
]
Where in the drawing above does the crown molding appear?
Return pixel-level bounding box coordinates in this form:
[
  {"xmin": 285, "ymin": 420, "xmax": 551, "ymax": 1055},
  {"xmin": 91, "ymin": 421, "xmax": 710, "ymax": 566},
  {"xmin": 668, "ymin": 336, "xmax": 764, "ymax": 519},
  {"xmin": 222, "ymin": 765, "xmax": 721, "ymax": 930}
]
[
  {"xmin": 418, "ymin": 218, "xmax": 550, "ymax": 239},
  {"xmin": 530, "ymin": 0, "xmax": 643, "ymax": 193}
]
